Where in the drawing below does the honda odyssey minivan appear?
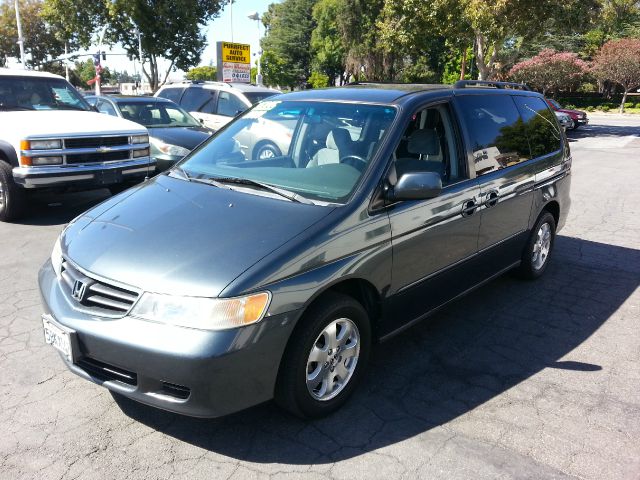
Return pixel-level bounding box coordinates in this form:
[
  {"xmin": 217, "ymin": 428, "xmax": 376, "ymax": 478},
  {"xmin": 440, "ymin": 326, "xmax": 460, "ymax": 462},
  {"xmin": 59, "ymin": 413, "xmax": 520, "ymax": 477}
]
[{"xmin": 39, "ymin": 81, "xmax": 571, "ymax": 419}]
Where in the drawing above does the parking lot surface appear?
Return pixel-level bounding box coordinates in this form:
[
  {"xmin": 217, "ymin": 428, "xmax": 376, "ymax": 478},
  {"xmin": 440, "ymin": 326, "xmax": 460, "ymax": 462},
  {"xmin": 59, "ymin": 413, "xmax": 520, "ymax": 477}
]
[{"xmin": 1, "ymin": 114, "xmax": 639, "ymax": 480}]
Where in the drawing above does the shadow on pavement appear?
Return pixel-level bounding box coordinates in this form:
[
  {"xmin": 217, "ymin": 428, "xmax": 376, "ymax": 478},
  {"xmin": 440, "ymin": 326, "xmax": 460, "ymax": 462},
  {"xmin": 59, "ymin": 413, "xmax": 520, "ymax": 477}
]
[
  {"xmin": 567, "ymin": 122, "xmax": 640, "ymax": 140},
  {"xmin": 12, "ymin": 189, "xmax": 111, "ymax": 226},
  {"xmin": 113, "ymin": 235, "xmax": 640, "ymax": 464}
]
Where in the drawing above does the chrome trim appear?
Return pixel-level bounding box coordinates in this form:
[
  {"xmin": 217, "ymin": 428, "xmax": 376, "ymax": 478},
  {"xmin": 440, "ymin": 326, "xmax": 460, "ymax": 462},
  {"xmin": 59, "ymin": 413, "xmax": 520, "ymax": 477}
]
[
  {"xmin": 21, "ymin": 144, "xmax": 149, "ymax": 157},
  {"xmin": 12, "ymin": 157, "xmax": 154, "ymax": 187}
]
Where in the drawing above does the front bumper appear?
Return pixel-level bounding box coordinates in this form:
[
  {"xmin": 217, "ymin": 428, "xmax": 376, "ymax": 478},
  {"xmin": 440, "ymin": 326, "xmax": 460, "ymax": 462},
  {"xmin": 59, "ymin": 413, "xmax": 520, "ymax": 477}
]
[
  {"xmin": 13, "ymin": 157, "xmax": 155, "ymax": 189},
  {"xmin": 38, "ymin": 260, "xmax": 300, "ymax": 418}
]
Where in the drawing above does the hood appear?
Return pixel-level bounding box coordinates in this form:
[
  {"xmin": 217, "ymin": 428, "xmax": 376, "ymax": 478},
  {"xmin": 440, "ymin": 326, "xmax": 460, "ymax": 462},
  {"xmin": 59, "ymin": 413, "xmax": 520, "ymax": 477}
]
[
  {"xmin": 63, "ymin": 174, "xmax": 333, "ymax": 298},
  {"xmin": 0, "ymin": 110, "xmax": 147, "ymax": 140},
  {"xmin": 148, "ymin": 126, "xmax": 212, "ymax": 150}
]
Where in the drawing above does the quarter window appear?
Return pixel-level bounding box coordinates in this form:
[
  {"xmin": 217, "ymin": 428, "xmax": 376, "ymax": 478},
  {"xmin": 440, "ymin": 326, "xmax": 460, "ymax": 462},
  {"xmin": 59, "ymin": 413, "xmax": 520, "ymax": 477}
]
[
  {"xmin": 97, "ymin": 100, "xmax": 118, "ymax": 117},
  {"xmin": 513, "ymin": 96, "xmax": 562, "ymax": 158},
  {"xmin": 156, "ymin": 87, "xmax": 184, "ymax": 104},
  {"xmin": 457, "ymin": 95, "xmax": 531, "ymax": 176}
]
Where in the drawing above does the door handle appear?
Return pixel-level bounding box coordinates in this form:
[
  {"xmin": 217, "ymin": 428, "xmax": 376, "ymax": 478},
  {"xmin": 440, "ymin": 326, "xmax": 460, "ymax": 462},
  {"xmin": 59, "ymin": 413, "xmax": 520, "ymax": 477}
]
[
  {"xmin": 461, "ymin": 199, "xmax": 477, "ymax": 217},
  {"xmin": 484, "ymin": 190, "xmax": 499, "ymax": 208}
]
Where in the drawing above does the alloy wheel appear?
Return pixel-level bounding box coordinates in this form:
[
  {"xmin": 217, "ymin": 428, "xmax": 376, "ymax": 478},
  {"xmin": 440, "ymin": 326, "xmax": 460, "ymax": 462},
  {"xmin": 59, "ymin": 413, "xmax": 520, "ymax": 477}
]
[{"xmin": 532, "ymin": 222, "xmax": 552, "ymax": 270}]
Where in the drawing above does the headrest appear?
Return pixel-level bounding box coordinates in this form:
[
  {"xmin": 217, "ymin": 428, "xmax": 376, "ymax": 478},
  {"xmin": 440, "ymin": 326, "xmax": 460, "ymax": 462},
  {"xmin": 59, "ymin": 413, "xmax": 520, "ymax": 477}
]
[
  {"xmin": 326, "ymin": 128, "xmax": 352, "ymax": 150},
  {"xmin": 407, "ymin": 129, "xmax": 439, "ymax": 156}
]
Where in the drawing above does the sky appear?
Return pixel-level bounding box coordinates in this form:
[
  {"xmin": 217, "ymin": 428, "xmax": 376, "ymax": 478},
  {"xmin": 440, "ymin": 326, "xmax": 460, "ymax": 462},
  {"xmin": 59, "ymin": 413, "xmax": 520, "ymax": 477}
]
[{"xmin": 86, "ymin": 0, "xmax": 276, "ymax": 81}]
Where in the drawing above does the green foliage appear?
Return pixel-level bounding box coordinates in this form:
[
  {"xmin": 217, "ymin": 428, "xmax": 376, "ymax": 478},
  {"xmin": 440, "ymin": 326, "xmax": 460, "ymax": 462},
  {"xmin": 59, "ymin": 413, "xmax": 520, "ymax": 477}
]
[
  {"xmin": 311, "ymin": 0, "xmax": 345, "ymax": 83},
  {"xmin": 261, "ymin": 0, "xmax": 317, "ymax": 89},
  {"xmin": 42, "ymin": 0, "xmax": 224, "ymax": 91},
  {"xmin": 0, "ymin": 0, "xmax": 67, "ymax": 68},
  {"xmin": 308, "ymin": 71, "xmax": 329, "ymax": 88},
  {"xmin": 75, "ymin": 59, "xmax": 111, "ymax": 85},
  {"xmin": 186, "ymin": 66, "xmax": 217, "ymax": 81}
]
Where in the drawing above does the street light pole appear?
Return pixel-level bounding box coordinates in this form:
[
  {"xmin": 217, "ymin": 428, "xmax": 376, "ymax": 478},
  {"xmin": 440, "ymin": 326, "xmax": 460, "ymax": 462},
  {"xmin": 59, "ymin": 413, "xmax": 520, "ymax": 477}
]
[
  {"xmin": 14, "ymin": 0, "xmax": 26, "ymax": 68},
  {"xmin": 136, "ymin": 27, "xmax": 144, "ymax": 92},
  {"xmin": 247, "ymin": 12, "xmax": 263, "ymax": 86}
]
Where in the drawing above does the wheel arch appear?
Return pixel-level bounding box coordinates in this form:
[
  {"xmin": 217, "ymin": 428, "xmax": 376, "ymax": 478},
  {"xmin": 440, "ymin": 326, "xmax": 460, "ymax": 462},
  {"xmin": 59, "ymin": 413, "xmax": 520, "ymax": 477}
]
[
  {"xmin": 542, "ymin": 200, "xmax": 560, "ymax": 227},
  {"xmin": 0, "ymin": 141, "xmax": 18, "ymax": 167}
]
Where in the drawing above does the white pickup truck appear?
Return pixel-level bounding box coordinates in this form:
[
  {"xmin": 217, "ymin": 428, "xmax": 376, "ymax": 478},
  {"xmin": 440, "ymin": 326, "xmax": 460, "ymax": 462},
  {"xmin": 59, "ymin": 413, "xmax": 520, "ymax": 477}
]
[{"xmin": 0, "ymin": 69, "xmax": 155, "ymax": 221}]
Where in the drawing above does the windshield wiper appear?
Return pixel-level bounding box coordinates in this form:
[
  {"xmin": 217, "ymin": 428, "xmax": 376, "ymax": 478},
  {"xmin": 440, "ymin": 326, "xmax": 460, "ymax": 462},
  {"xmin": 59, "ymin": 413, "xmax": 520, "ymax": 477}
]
[{"xmin": 205, "ymin": 176, "xmax": 314, "ymax": 204}]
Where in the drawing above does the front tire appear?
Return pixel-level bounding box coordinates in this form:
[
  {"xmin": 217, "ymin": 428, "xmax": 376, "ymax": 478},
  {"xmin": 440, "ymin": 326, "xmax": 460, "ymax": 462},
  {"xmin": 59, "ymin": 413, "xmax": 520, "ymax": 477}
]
[
  {"xmin": 253, "ymin": 142, "xmax": 281, "ymax": 160},
  {"xmin": 275, "ymin": 292, "xmax": 371, "ymax": 419},
  {"xmin": 0, "ymin": 161, "xmax": 26, "ymax": 222},
  {"xmin": 516, "ymin": 211, "xmax": 556, "ymax": 280}
]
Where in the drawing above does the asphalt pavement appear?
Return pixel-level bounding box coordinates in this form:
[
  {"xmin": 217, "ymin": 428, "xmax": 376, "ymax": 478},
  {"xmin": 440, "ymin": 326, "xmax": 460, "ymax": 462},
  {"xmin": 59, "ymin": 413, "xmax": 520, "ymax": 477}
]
[{"xmin": 1, "ymin": 114, "xmax": 639, "ymax": 480}]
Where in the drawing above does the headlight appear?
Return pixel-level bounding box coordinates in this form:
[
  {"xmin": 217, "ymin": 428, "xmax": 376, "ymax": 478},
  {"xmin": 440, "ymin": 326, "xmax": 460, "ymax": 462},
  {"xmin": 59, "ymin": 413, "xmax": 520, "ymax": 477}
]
[
  {"xmin": 130, "ymin": 291, "xmax": 271, "ymax": 330},
  {"xmin": 24, "ymin": 139, "xmax": 62, "ymax": 150},
  {"xmin": 51, "ymin": 236, "xmax": 63, "ymax": 278},
  {"xmin": 150, "ymin": 137, "xmax": 191, "ymax": 157},
  {"xmin": 131, "ymin": 134, "xmax": 149, "ymax": 144},
  {"xmin": 32, "ymin": 156, "xmax": 63, "ymax": 166}
]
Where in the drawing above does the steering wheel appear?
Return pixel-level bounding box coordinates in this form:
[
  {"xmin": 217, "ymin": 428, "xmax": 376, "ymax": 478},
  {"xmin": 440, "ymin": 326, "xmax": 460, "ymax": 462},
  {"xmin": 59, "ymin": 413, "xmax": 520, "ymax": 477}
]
[{"xmin": 339, "ymin": 154, "xmax": 368, "ymax": 172}]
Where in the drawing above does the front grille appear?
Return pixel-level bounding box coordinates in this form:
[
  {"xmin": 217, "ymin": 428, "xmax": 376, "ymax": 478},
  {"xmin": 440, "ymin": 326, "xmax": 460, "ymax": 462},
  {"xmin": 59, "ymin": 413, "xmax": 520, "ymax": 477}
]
[
  {"xmin": 60, "ymin": 259, "xmax": 139, "ymax": 317},
  {"xmin": 77, "ymin": 357, "xmax": 137, "ymax": 386},
  {"xmin": 65, "ymin": 136, "xmax": 129, "ymax": 149},
  {"xmin": 66, "ymin": 150, "xmax": 130, "ymax": 164}
]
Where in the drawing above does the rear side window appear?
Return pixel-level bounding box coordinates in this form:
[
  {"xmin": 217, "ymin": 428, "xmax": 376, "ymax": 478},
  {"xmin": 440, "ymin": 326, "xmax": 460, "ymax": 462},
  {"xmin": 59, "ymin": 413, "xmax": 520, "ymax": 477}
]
[
  {"xmin": 217, "ymin": 91, "xmax": 247, "ymax": 117},
  {"xmin": 513, "ymin": 96, "xmax": 562, "ymax": 158},
  {"xmin": 180, "ymin": 87, "xmax": 215, "ymax": 113},
  {"xmin": 157, "ymin": 87, "xmax": 184, "ymax": 104},
  {"xmin": 457, "ymin": 95, "xmax": 531, "ymax": 176}
]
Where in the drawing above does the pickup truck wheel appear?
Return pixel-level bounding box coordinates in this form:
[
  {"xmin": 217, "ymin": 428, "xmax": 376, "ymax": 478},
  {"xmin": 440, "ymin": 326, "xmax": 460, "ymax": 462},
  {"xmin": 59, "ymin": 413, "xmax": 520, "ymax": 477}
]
[
  {"xmin": 0, "ymin": 162, "xmax": 26, "ymax": 222},
  {"xmin": 275, "ymin": 292, "xmax": 371, "ymax": 419}
]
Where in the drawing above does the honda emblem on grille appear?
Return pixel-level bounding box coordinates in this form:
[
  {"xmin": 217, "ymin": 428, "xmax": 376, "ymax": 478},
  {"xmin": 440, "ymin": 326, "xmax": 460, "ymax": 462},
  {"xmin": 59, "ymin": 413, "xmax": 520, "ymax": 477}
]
[{"xmin": 72, "ymin": 280, "xmax": 87, "ymax": 302}]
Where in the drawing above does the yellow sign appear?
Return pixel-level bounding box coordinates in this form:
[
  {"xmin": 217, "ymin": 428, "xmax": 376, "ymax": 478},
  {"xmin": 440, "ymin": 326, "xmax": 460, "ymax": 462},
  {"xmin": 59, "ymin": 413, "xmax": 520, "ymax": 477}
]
[{"xmin": 221, "ymin": 42, "xmax": 250, "ymax": 64}]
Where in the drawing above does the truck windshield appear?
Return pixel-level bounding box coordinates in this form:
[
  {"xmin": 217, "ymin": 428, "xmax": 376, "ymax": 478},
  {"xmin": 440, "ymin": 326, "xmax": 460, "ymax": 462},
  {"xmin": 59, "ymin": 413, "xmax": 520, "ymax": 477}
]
[
  {"xmin": 0, "ymin": 76, "xmax": 92, "ymax": 112},
  {"xmin": 178, "ymin": 100, "xmax": 397, "ymax": 204}
]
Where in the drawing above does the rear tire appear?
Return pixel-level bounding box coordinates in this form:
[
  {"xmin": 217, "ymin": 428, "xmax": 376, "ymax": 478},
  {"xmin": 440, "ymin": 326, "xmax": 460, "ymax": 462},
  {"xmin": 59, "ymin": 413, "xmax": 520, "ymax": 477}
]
[
  {"xmin": 0, "ymin": 161, "xmax": 26, "ymax": 222},
  {"xmin": 275, "ymin": 292, "xmax": 371, "ymax": 419},
  {"xmin": 516, "ymin": 211, "xmax": 556, "ymax": 280}
]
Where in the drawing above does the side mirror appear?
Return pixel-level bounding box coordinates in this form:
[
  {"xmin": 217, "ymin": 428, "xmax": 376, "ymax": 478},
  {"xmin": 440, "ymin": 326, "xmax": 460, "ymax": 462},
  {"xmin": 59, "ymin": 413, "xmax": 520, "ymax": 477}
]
[{"xmin": 387, "ymin": 171, "xmax": 442, "ymax": 201}]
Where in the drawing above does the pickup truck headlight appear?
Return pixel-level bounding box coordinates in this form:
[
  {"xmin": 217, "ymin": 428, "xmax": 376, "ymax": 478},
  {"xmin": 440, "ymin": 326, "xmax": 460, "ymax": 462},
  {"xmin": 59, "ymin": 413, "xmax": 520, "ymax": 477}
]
[
  {"xmin": 130, "ymin": 291, "xmax": 271, "ymax": 330},
  {"xmin": 150, "ymin": 138, "xmax": 191, "ymax": 157},
  {"xmin": 32, "ymin": 156, "xmax": 63, "ymax": 166},
  {"xmin": 24, "ymin": 139, "xmax": 62, "ymax": 150},
  {"xmin": 131, "ymin": 134, "xmax": 149, "ymax": 144},
  {"xmin": 51, "ymin": 236, "xmax": 63, "ymax": 278}
]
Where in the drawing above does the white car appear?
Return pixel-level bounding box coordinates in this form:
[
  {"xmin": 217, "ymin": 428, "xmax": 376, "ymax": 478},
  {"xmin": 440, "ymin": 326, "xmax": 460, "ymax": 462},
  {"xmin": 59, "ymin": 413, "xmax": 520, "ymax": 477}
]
[
  {"xmin": 0, "ymin": 69, "xmax": 153, "ymax": 221},
  {"xmin": 155, "ymin": 81, "xmax": 280, "ymax": 131}
]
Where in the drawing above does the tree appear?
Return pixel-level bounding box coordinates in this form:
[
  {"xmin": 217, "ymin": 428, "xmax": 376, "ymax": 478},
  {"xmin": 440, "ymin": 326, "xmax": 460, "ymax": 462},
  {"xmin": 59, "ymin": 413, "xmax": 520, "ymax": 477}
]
[
  {"xmin": 75, "ymin": 59, "xmax": 111, "ymax": 86},
  {"xmin": 592, "ymin": 38, "xmax": 640, "ymax": 112},
  {"xmin": 508, "ymin": 49, "xmax": 589, "ymax": 95},
  {"xmin": 186, "ymin": 66, "xmax": 217, "ymax": 81},
  {"xmin": 0, "ymin": 0, "xmax": 66, "ymax": 68},
  {"xmin": 42, "ymin": 0, "xmax": 224, "ymax": 91},
  {"xmin": 261, "ymin": 0, "xmax": 317, "ymax": 89},
  {"xmin": 311, "ymin": 0, "xmax": 346, "ymax": 84}
]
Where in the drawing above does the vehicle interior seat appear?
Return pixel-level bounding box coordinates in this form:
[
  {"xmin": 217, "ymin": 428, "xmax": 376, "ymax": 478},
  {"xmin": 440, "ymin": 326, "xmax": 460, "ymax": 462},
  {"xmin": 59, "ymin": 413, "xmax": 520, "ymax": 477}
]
[
  {"xmin": 306, "ymin": 128, "xmax": 354, "ymax": 167},
  {"xmin": 138, "ymin": 109, "xmax": 154, "ymax": 125},
  {"xmin": 395, "ymin": 129, "xmax": 445, "ymax": 178}
]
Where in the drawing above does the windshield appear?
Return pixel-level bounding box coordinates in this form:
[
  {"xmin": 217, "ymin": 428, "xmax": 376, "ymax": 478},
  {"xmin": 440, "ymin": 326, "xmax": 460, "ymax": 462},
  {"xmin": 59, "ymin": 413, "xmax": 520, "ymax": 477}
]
[
  {"xmin": 178, "ymin": 100, "xmax": 396, "ymax": 204},
  {"xmin": 0, "ymin": 75, "xmax": 91, "ymax": 111},
  {"xmin": 117, "ymin": 101, "xmax": 200, "ymax": 127},
  {"xmin": 243, "ymin": 91, "xmax": 278, "ymax": 105}
]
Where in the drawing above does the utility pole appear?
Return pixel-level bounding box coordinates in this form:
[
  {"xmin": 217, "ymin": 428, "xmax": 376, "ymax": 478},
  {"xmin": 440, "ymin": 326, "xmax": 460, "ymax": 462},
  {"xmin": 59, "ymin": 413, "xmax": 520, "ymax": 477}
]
[
  {"xmin": 14, "ymin": 0, "xmax": 26, "ymax": 68},
  {"xmin": 248, "ymin": 12, "xmax": 263, "ymax": 86},
  {"xmin": 64, "ymin": 43, "xmax": 69, "ymax": 81},
  {"xmin": 230, "ymin": 0, "xmax": 234, "ymax": 42},
  {"xmin": 136, "ymin": 27, "xmax": 144, "ymax": 91}
]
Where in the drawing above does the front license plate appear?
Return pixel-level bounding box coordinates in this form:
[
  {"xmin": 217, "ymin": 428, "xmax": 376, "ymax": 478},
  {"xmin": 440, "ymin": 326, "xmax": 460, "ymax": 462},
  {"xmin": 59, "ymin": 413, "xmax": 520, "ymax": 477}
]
[{"xmin": 42, "ymin": 315, "xmax": 74, "ymax": 362}]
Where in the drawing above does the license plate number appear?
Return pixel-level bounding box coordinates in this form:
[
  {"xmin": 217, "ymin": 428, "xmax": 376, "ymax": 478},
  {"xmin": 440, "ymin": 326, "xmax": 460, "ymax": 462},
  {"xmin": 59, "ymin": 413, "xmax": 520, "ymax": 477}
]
[{"xmin": 42, "ymin": 315, "xmax": 74, "ymax": 362}]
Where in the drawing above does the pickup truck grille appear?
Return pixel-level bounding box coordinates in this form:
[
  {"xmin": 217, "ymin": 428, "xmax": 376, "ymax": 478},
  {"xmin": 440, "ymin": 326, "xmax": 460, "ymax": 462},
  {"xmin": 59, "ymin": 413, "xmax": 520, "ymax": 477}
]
[
  {"xmin": 60, "ymin": 259, "xmax": 140, "ymax": 317},
  {"xmin": 65, "ymin": 136, "xmax": 129, "ymax": 149},
  {"xmin": 66, "ymin": 150, "xmax": 130, "ymax": 164}
]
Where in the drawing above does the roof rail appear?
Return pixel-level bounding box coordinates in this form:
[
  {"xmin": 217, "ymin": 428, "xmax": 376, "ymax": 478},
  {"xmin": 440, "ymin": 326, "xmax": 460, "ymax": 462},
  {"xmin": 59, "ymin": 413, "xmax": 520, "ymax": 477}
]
[{"xmin": 454, "ymin": 80, "xmax": 530, "ymax": 91}]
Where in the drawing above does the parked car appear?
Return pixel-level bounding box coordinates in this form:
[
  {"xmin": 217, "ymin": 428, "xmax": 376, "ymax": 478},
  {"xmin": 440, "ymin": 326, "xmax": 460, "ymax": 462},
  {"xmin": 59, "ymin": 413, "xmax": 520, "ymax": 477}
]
[
  {"xmin": 0, "ymin": 69, "xmax": 152, "ymax": 222},
  {"xmin": 155, "ymin": 80, "xmax": 280, "ymax": 131},
  {"xmin": 546, "ymin": 98, "xmax": 588, "ymax": 129},
  {"xmin": 40, "ymin": 80, "xmax": 571, "ymax": 419},
  {"xmin": 86, "ymin": 95, "xmax": 212, "ymax": 172},
  {"xmin": 555, "ymin": 111, "xmax": 574, "ymax": 130}
]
